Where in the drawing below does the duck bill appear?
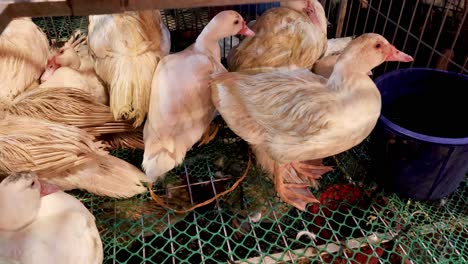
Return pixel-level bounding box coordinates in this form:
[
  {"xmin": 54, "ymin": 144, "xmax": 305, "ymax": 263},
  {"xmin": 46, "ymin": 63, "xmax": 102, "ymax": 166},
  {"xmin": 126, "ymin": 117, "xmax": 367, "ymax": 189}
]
[
  {"xmin": 238, "ymin": 21, "xmax": 255, "ymax": 37},
  {"xmin": 39, "ymin": 180, "xmax": 60, "ymax": 196},
  {"xmin": 385, "ymin": 46, "xmax": 413, "ymax": 62},
  {"xmin": 40, "ymin": 57, "xmax": 60, "ymax": 83}
]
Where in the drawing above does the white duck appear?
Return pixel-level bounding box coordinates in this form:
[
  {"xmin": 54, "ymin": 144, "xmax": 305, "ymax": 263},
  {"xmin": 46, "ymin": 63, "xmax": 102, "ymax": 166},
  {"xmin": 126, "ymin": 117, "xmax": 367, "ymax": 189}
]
[
  {"xmin": 0, "ymin": 18, "xmax": 49, "ymax": 102},
  {"xmin": 0, "ymin": 171, "xmax": 103, "ymax": 264},
  {"xmin": 142, "ymin": 10, "xmax": 255, "ymax": 183},
  {"xmin": 227, "ymin": 0, "xmax": 327, "ymax": 72},
  {"xmin": 40, "ymin": 31, "xmax": 108, "ymax": 105},
  {"xmin": 211, "ymin": 34, "xmax": 413, "ymax": 211},
  {"xmin": 88, "ymin": 10, "xmax": 171, "ymax": 126}
]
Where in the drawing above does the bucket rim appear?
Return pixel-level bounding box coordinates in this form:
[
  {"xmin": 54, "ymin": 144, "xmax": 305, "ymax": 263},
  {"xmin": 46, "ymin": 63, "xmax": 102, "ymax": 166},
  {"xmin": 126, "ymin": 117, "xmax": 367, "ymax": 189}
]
[{"xmin": 375, "ymin": 67, "xmax": 468, "ymax": 146}]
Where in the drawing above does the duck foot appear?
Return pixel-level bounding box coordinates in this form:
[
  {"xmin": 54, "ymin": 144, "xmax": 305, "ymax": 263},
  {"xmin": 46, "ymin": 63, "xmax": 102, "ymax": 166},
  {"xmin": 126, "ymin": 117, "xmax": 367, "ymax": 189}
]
[
  {"xmin": 197, "ymin": 123, "xmax": 220, "ymax": 147},
  {"xmin": 291, "ymin": 161, "xmax": 333, "ymax": 181},
  {"xmin": 275, "ymin": 165, "xmax": 320, "ymax": 211}
]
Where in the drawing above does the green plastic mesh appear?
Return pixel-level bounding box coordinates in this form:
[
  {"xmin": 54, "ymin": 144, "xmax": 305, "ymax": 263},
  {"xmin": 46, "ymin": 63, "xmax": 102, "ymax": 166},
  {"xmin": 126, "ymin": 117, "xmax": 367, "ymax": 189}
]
[
  {"xmin": 31, "ymin": 6, "xmax": 467, "ymax": 264},
  {"xmin": 66, "ymin": 124, "xmax": 468, "ymax": 264}
]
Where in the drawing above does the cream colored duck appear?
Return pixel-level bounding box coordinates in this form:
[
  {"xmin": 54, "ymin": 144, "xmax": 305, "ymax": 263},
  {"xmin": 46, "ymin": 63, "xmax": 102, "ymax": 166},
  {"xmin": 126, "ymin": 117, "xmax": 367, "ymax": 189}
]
[
  {"xmin": 211, "ymin": 34, "xmax": 413, "ymax": 211},
  {"xmin": 0, "ymin": 18, "xmax": 49, "ymax": 102},
  {"xmin": 3, "ymin": 86, "xmax": 143, "ymax": 150},
  {"xmin": 0, "ymin": 115, "xmax": 147, "ymax": 198},
  {"xmin": 0, "ymin": 171, "xmax": 103, "ymax": 264},
  {"xmin": 227, "ymin": 0, "xmax": 327, "ymax": 72},
  {"xmin": 142, "ymin": 10, "xmax": 255, "ymax": 183},
  {"xmin": 88, "ymin": 10, "xmax": 171, "ymax": 127},
  {"xmin": 40, "ymin": 31, "xmax": 108, "ymax": 105}
]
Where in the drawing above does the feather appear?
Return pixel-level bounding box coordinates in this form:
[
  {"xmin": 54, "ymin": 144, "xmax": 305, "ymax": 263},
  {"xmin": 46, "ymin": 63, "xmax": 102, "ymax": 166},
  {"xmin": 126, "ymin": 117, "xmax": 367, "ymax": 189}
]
[
  {"xmin": 4, "ymin": 87, "xmax": 143, "ymax": 149},
  {"xmin": 213, "ymin": 69, "xmax": 336, "ymax": 142},
  {"xmin": 0, "ymin": 115, "xmax": 146, "ymax": 198},
  {"xmin": 0, "ymin": 18, "xmax": 49, "ymax": 101},
  {"xmin": 46, "ymin": 155, "xmax": 147, "ymax": 198},
  {"xmin": 88, "ymin": 10, "xmax": 170, "ymax": 127},
  {"xmin": 312, "ymin": 54, "xmax": 339, "ymax": 79},
  {"xmin": 228, "ymin": 5, "xmax": 327, "ymax": 72},
  {"xmin": 102, "ymin": 132, "xmax": 144, "ymax": 150}
]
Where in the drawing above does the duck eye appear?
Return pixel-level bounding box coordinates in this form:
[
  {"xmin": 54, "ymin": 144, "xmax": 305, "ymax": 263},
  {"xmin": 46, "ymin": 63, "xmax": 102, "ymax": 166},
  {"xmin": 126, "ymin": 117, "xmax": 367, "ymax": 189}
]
[
  {"xmin": 234, "ymin": 20, "xmax": 239, "ymax": 25},
  {"xmin": 375, "ymin": 43, "xmax": 381, "ymax": 49},
  {"xmin": 59, "ymin": 49, "xmax": 64, "ymax": 54},
  {"xmin": 30, "ymin": 181, "xmax": 35, "ymax": 188}
]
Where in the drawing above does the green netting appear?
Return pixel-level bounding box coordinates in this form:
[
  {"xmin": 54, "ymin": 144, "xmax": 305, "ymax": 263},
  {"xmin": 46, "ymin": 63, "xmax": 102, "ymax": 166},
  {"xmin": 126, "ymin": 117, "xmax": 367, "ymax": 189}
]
[
  {"xmin": 32, "ymin": 8, "xmax": 467, "ymax": 264},
  {"xmin": 66, "ymin": 124, "xmax": 468, "ymax": 264}
]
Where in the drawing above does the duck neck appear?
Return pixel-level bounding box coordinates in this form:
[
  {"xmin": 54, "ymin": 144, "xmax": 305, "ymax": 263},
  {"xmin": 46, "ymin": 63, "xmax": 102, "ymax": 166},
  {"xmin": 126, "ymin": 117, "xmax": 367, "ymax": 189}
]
[
  {"xmin": 69, "ymin": 59, "xmax": 81, "ymax": 70},
  {"xmin": 195, "ymin": 27, "xmax": 222, "ymax": 61},
  {"xmin": 327, "ymin": 60, "xmax": 372, "ymax": 92}
]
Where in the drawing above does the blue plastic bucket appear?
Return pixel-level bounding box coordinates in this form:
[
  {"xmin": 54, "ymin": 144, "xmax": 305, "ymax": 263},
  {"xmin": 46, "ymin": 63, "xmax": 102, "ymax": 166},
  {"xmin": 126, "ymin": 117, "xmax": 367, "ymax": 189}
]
[{"xmin": 372, "ymin": 68, "xmax": 468, "ymax": 200}]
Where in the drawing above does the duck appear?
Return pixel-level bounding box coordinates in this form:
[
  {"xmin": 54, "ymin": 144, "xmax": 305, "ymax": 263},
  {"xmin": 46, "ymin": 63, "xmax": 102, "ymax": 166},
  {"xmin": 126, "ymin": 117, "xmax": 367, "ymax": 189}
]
[
  {"xmin": 3, "ymin": 86, "xmax": 143, "ymax": 150},
  {"xmin": 0, "ymin": 18, "xmax": 49, "ymax": 102},
  {"xmin": 142, "ymin": 10, "xmax": 255, "ymax": 183},
  {"xmin": 0, "ymin": 114, "xmax": 147, "ymax": 198},
  {"xmin": 211, "ymin": 33, "xmax": 413, "ymax": 211},
  {"xmin": 0, "ymin": 171, "xmax": 103, "ymax": 264},
  {"xmin": 40, "ymin": 30, "xmax": 109, "ymax": 105},
  {"xmin": 227, "ymin": 0, "xmax": 327, "ymax": 72},
  {"xmin": 88, "ymin": 10, "xmax": 171, "ymax": 127}
]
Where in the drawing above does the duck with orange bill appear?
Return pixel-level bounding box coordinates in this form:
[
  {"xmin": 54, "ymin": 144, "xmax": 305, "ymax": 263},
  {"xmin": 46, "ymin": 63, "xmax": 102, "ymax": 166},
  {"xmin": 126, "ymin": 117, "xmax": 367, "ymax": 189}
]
[
  {"xmin": 142, "ymin": 10, "xmax": 255, "ymax": 185},
  {"xmin": 40, "ymin": 30, "xmax": 108, "ymax": 105},
  {"xmin": 211, "ymin": 33, "xmax": 413, "ymax": 211}
]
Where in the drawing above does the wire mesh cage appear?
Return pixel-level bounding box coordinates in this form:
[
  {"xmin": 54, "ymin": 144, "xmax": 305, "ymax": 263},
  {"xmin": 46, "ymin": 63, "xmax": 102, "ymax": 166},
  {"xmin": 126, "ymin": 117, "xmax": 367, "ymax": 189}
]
[{"xmin": 22, "ymin": 0, "xmax": 468, "ymax": 263}]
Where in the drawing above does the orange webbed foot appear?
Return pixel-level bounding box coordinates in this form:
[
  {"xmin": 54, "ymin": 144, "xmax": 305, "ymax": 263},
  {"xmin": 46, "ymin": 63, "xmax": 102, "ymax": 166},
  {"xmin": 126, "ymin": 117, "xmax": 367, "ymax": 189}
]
[
  {"xmin": 291, "ymin": 161, "xmax": 333, "ymax": 181},
  {"xmin": 275, "ymin": 165, "xmax": 320, "ymax": 211}
]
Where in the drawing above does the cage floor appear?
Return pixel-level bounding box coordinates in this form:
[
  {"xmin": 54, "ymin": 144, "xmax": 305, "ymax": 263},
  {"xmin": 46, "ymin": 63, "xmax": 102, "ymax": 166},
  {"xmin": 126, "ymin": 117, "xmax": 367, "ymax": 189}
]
[{"xmin": 66, "ymin": 123, "xmax": 467, "ymax": 264}]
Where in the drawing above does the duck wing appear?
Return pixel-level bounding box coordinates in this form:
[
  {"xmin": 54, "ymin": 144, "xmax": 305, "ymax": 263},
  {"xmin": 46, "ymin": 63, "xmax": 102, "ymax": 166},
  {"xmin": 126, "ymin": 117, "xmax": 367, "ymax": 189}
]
[
  {"xmin": 4, "ymin": 87, "xmax": 143, "ymax": 149},
  {"xmin": 214, "ymin": 69, "xmax": 336, "ymax": 137},
  {"xmin": 0, "ymin": 116, "xmax": 146, "ymax": 198}
]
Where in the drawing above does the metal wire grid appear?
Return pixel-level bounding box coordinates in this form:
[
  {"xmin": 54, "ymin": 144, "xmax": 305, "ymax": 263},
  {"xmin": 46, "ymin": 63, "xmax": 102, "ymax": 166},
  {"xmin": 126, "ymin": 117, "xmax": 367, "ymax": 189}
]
[
  {"xmin": 32, "ymin": 1, "xmax": 468, "ymax": 75},
  {"xmin": 28, "ymin": 1, "xmax": 468, "ymax": 263},
  {"xmin": 335, "ymin": 0, "xmax": 468, "ymax": 75}
]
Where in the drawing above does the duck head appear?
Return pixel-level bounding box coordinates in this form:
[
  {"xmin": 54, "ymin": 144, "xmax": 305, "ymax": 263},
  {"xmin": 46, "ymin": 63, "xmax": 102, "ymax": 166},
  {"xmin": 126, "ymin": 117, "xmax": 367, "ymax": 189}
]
[
  {"xmin": 335, "ymin": 33, "xmax": 413, "ymax": 75},
  {"xmin": 201, "ymin": 10, "xmax": 255, "ymax": 40},
  {"xmin": 0, "ymin": 172, "xmax": 59, "ymax": 231},
  {"xmin": 281, "ymin": 0, "xmax": 326, "ymax": 32},
  {"xmin": 40, "ymin": 45, "xmax": 81, "ymax": 83}
]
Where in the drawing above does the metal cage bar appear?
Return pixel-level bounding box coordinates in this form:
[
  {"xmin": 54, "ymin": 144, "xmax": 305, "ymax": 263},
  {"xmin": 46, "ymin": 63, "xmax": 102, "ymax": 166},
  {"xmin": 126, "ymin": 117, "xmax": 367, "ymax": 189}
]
[{"xmin": 183, "ymin": 164, "xmax": 206, "ymax": 264}]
